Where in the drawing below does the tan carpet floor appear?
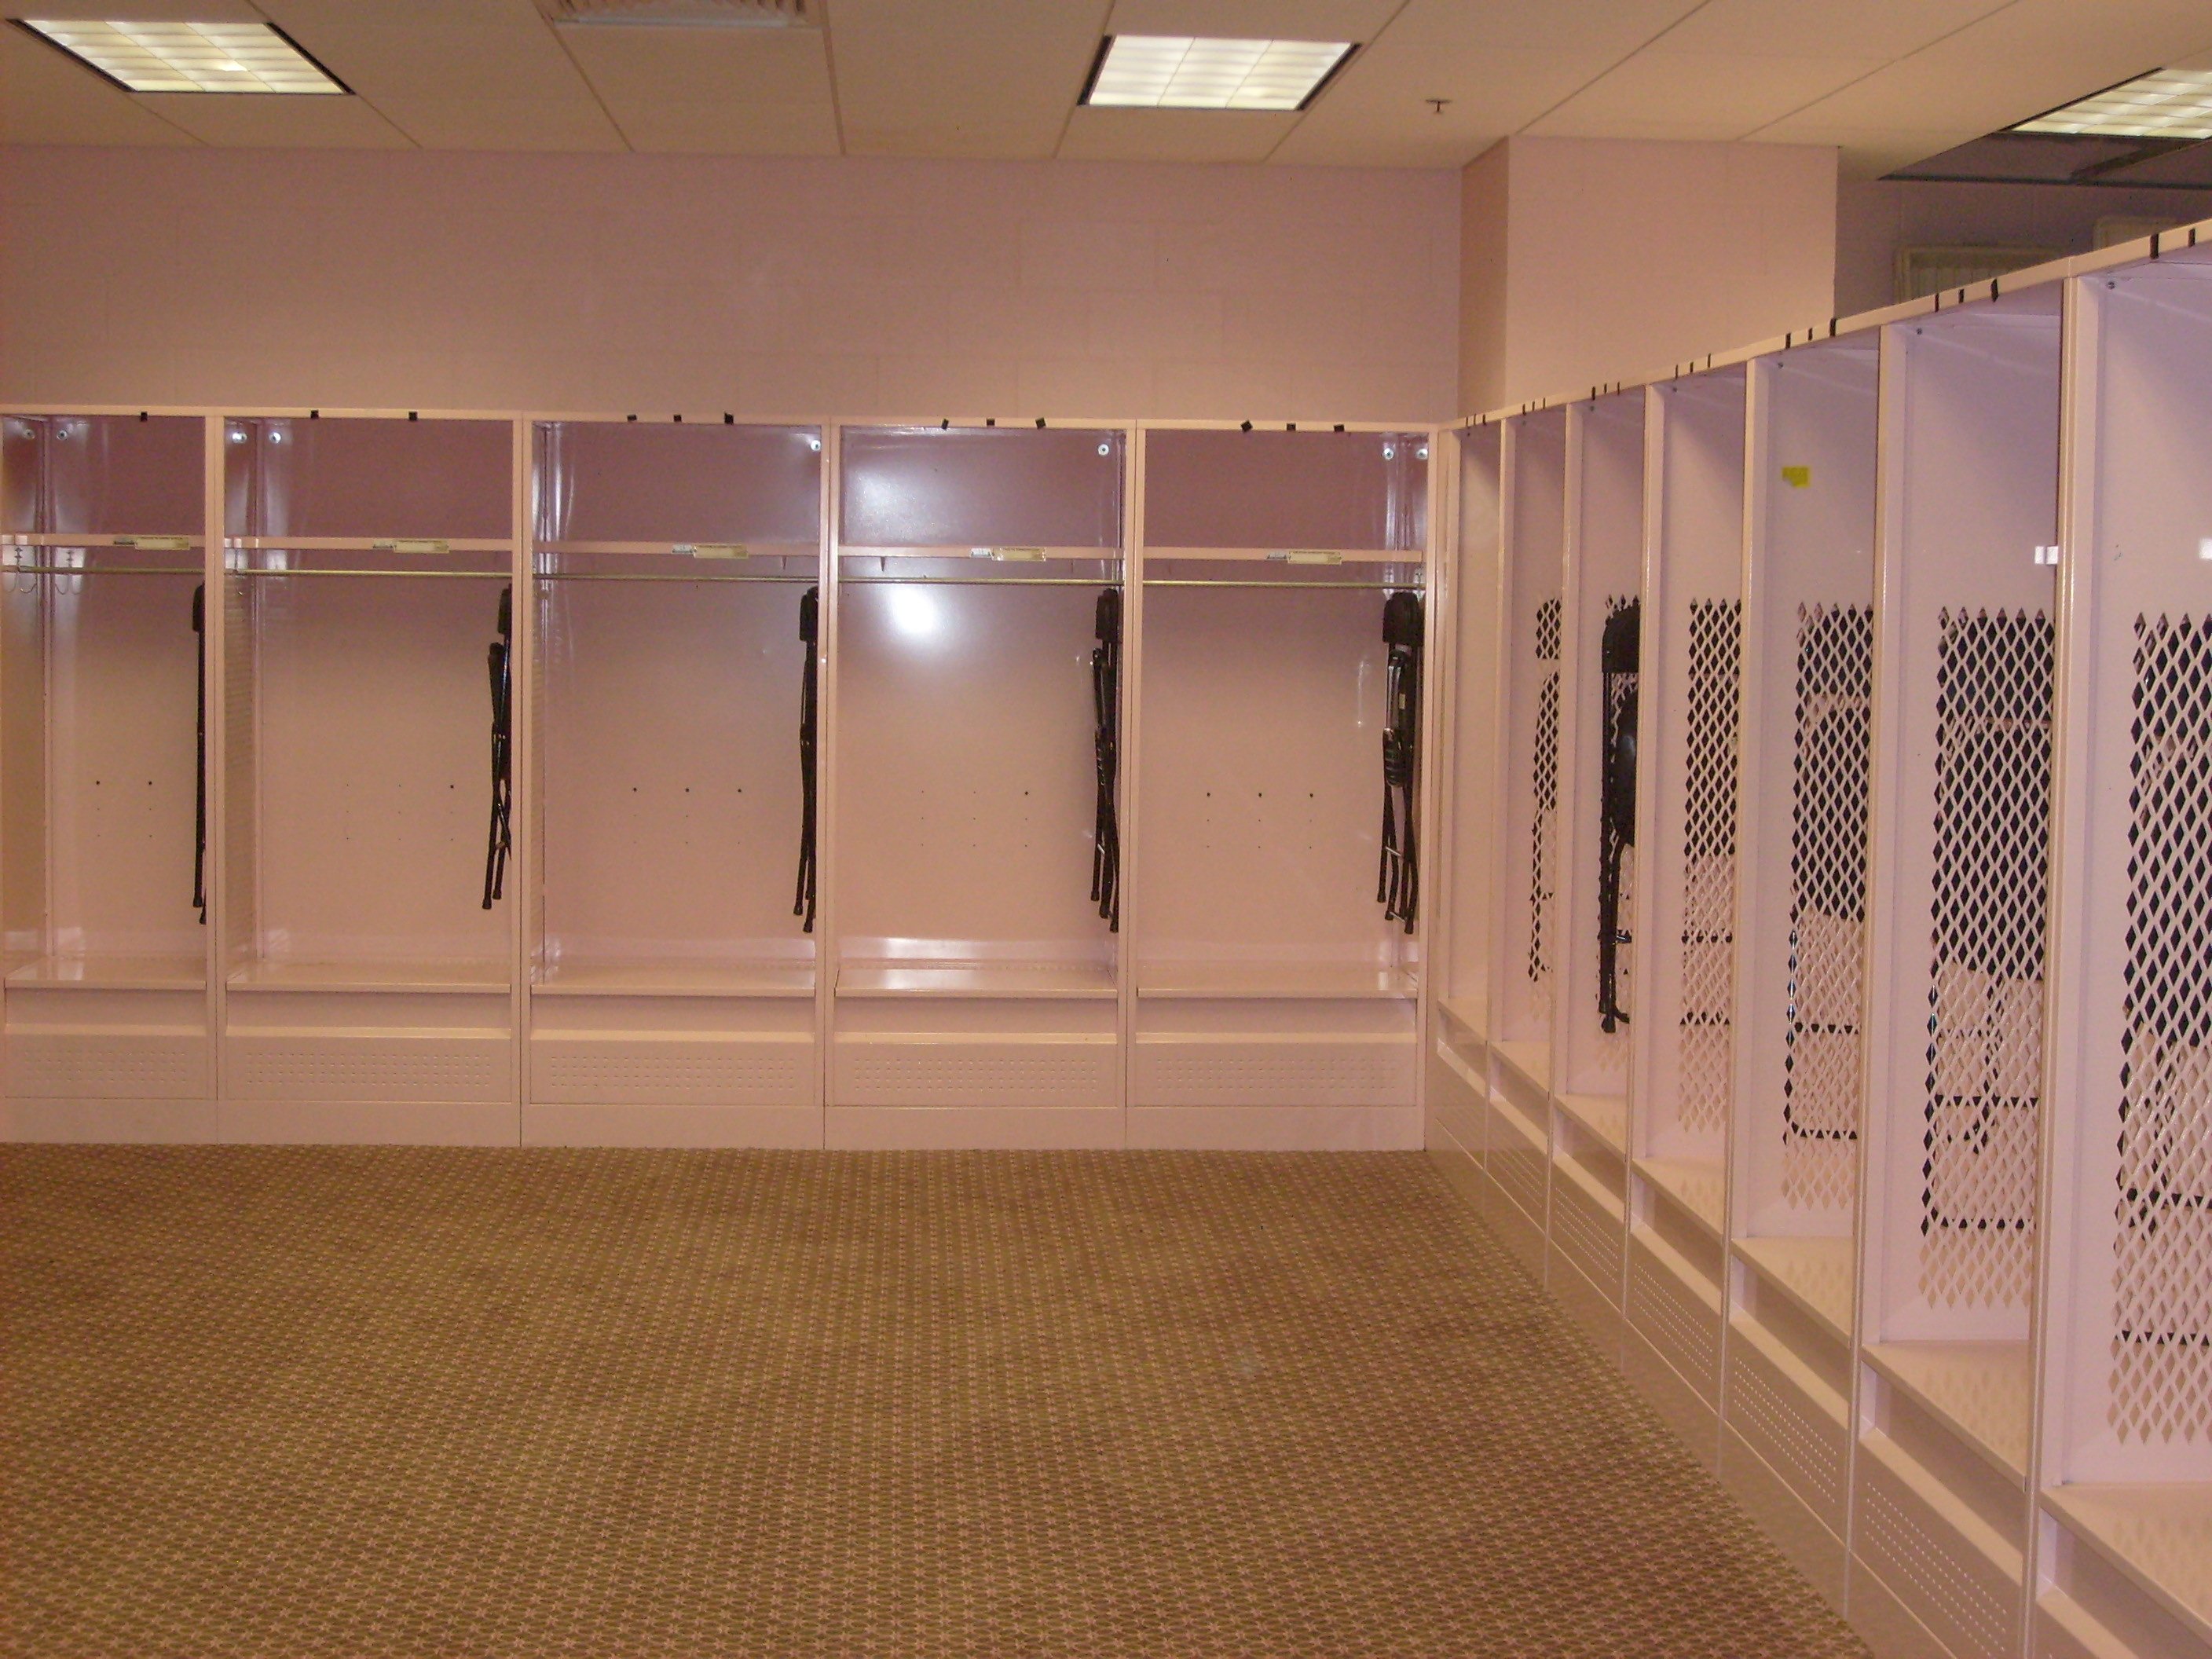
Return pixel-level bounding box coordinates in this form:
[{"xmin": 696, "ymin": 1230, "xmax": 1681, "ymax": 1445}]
[{"xmin": 0, "ymin": 1146, "xmax": 1867, "ymax": 1657}]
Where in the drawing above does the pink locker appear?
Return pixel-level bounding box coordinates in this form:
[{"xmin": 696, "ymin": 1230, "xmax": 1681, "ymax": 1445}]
[
  {"xmin": 527, "ymin": 419, "xmax": 824, "ymax": 1147},
  {"xmin": 2, "ymin": 412, "xmax": 213, "ymax": 1140}
]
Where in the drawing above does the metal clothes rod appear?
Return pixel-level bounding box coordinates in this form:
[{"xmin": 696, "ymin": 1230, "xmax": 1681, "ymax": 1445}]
[
  {"xmin": 840, "ymin": 576, "xmax": 1121, "ymax": 588},
  {"xmin": 1143, "ymin": 578, "xmax": 1422, "ymax": 591},
  {"xmin": 3, "ymin": 565, "xmax": 201, "ymax": 577},
  {"xmin": 533, "ymin": 572, "xmax": 819, "ymax": 585},
  {"xmin": 228, "ymin": 569, "xmax": 511, "ymax": 580}
]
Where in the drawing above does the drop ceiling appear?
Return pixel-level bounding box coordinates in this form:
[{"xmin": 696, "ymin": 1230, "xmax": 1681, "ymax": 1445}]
[{"xmin": 5, "ymin": 0, "xmax": 2211, "ymax": 177}]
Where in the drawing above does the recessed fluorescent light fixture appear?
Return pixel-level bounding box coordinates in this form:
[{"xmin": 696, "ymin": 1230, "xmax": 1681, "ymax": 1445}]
[
  {"xmin": 1082, "ymin": 35, "xmax": 1355, "ymax": 112},
  {"xmin": 15, "ymin": 19, "xmax": 346, "ymax": 93},
  {"xmin": 2012, "ymin": 66, "xmax": 2212, "ymax": 140}
]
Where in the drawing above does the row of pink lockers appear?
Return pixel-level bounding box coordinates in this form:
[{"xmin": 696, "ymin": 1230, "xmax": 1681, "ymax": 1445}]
[{"xmin": 3, "ymin": 414, "xmax": 1434, "ymax": 977}]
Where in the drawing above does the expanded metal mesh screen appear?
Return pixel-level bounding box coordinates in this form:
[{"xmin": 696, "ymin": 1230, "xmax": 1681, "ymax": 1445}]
[
  {"xmin": 2114, "ymin": 613, "xmax": 2212, "ymax": 1444},
  {"xmin": 1595, "ymin": 594, "xmax": 1639, "ymax": 1074},
  {"xmin": 1921, "ymin": 610, "xmax": 2053, "ymax": 1310},
  {"xmin": 1679, "ymin": 599, "xmax": 1742, "ymax": 1135},
  {"xmin": 1525, "ymin": 596, "xmax": 1562, "ymax": 1015},
  {"xmin": 1782, "ymin": 603, "xmax": 1873, "ymax": 1212}
]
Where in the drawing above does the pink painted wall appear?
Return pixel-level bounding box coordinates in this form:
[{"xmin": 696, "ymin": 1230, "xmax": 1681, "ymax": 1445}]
[
  {"xmin": 1834, "ymin": 178, "xmax": 2212, "ymax": 316},
  {"xmin": 0, "ymin": 148, "xmax": 1459, "ymax": 423},
  {"xmin": 1459, "ymin": 137, "xmax": 1838, "ymax": 414}
]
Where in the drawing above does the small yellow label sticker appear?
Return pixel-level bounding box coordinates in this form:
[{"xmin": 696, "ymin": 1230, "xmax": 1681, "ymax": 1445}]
[
  {"xmin": 1781, "ymin": 466, "xmax": 1811, "ymax": 489},
  {"xmin": 114, "ymin": 535, "xmax": 194, "ymax": 551},
  {"xmin": 372, "ymin": 538, "xmax": 450, "ymax": 555},
  {"xmin": 679, "ymin": 543, "xmax": 748, "ymax": 559},
  {"xmin": 1270, "ymin": 550, "xmax": 1345, "ymax": 565},
  {"xmin": 991, "ymin": 547, "xmax": 1047, "ymax": 562}
]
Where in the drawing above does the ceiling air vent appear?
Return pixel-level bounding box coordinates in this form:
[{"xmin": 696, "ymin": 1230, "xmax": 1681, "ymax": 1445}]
[{"xmin": 537, "ymin": 0, "xmax": 811, "ymax": 25}]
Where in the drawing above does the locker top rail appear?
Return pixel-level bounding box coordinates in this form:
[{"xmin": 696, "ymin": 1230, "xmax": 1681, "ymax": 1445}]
[{"xmin": 1458, "ymin": 211, "xmax": 2212, "ymax": 427}]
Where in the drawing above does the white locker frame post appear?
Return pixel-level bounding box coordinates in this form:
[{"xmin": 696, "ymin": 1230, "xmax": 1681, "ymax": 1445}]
[
  {"xmin": 1849, "ymin": 280, "xmax": 2066, "ymax": 1659},
  {"xmin": 1723, "ymin": 330, "xmax": 1882, "ymax": 1612},
  {"xmin": 1548, "ymin": 389, "xmax": 1647, "ymax": 1361},
  {"xmin": 0, "ymin": 406, "xmax": 218, "ymax": 1143},
  {"xmin": 1623, "ymin": 362, "xmax": 1751, "ymax": 1471},
  {"xmin": 519, "ymin": 414, "xmax": 828, "ymax": 1150},
  {"xmin": 215, "ymin": 408, "xmax": 523, "ymax": 1146},
  {"xmin": 1480, "ymin": 405, "xmax": 1568, "ymax": 1279},
  {"xmin": 1128, "ymin": 421, "xmax": 1435, "ymax": 1152},
  {"xmin": 1426, "ymin": 419, "xmax": 1503, "ymax": 1212},
  {"xmin": 2034, "ymin": 232, "xmax": 2212, "ymax": 1659}
]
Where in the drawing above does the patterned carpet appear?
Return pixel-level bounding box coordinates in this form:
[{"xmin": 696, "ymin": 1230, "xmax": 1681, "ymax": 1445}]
[{"xmin": 0, "ymin": 1147, "xmax": 1866, "ymax": 1657}]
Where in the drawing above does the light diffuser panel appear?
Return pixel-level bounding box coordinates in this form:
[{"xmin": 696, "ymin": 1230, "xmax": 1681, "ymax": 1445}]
[
  {"xmin": 17, "ymin": 20, "xmax": 346, "ymax": 94},
  {"xmin": 2013, "ymin": 68, "xmax": 2212, "ymax": 141},
  {"xmin": 1084, "ymin": 35, "xmax": 1353, "ymax": 112}
]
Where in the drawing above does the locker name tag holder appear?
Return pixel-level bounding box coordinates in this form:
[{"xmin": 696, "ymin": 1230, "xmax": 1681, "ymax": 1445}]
[
  {"xmin": 1269, "ymin": 550, "xmax": 1344, "ymax": 565},
  {"xmin": 678, "ymin": 543, "xmax": 748, "ymax": 559},
  {"xmin": 372, "ymin": 538, "xmax": 450, "ymax": 555},
  {"xmin": 113, "ymin": 535, "xmax": 194, "ymax": 551},
  {"xmin": 980, "ymin": 546, "xmax": 1046, "ymax": 562}
]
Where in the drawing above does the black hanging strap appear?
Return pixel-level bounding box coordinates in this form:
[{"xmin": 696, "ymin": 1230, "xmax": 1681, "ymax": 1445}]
[
  {"xmin": 794, "ymin": 585, "xmax": 819, "ymax": 933},
  {"xmin": 482, "ymin": 585, "xmax": 513, "ymax": 910},
  {"xmin": 1378, "ymin": 591, "xmax": 1423, "ymax": 932},
  {"xmin": 1090, "ymin": 588, "xmax": 1122, "ymax": 932},
  {"xmin": 192, "ymin": 584, "xmax": 207, "ymax": 925},
  {"xmin": 1597, "ymin": 599, "xmax": 1641, "ymax": 1031}
]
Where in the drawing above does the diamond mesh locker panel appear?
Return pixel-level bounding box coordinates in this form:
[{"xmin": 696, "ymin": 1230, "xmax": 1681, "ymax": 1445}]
[
  {"xmin": 1595, "ymin": 594, "xmax": 1639, "ymax": 1074},
  {"xmin": 1680, "ymin": 600, "xmax": 1742, "ymax": 1134},
  {"xmin": 2113, "ymin": 613, "xmax": 2212, "ymax": 1444},
  {"xmin": 1782, "ymin": 603, "xmax": 1873, "ymax": 1212},
  {"xmin": 1525, "ymin": 597, "xmax": 1562, "ymax": 1016},
  {"xmin": 1921, "ymin": 610, "xmax": 2053, "ymax": 1310}
]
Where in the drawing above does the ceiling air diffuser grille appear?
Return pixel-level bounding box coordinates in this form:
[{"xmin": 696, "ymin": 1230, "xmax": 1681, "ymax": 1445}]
[{"xmin": 538, "ymin": 0, "xmax": 810, "ymax": 25}]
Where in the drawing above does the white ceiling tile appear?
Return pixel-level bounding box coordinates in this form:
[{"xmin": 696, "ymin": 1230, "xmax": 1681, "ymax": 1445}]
[
  {"xmin": 829, "ymin": 0, "xmax": 1111, "ymax": 159},
  {"xmin": 1530, "ymin": 52, "xmax": 1884, "ymax": 141},
  {"xmin": 1102, "ymin": 0, "xmax": 1401, "ymax": 43},
  {"xmin": 1636, "ymin": 0, "xmax": 2008, "ymax": 62},
  {"xmin": 137, "ymin": 88, "xmax": 415, "ymax": 145},
  {"xmin": 1059, "ymin": 106, "xmax": 1296, "ymax": 162},
  {"xmin": 254, "ymin": 1, "xmax": 626, "ymax": 150},
  {"xmin": 562, "ymin": 24, "xmax": 837, "ymax": 152},
  {"xmin": 1, "ymin": 20, "xmax": 200, "ymax": 144}
]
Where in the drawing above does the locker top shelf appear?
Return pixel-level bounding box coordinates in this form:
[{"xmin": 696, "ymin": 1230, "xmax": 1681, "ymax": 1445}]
[
  {"xmin": 1136, "ymin": 961, "xmax": 1415, "ymax": 1001},
  {"xmin": 836, "ymin": 960, "xmax": 1115, "ymax": 999},
  {"xmin": 1862, "ymin": 1340, "xmax": 2031, "ymax": 1483},
  {"xmin": 534, "ymin": 961, "xmax": 815, "ymax": 998},
  {"xmin": 1733, "ymin": 1234, "xmax": 1855, "ymax": 1342},
  {"xmin": 227, "ymin": 959, "xmax": 510, "ymax": 994},
  {"xmin": 2043, "ymin": 1484, "xmax": 2212, "ymax": 1645},
  {"xmin": 5, "ymin": 954, "xmax": 205, "ymax": 991}
]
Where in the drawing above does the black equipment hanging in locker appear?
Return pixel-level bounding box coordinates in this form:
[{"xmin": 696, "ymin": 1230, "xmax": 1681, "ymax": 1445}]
[
  {"xmin": 794, "ymin": 584, "xmax": 819, "ymax": 934},
  {"xmin": 192, "ymin": 583, "xmax": 208, "ymax": 925},
  {"xmin": 1379, "ymin": 590, "xmax": 1423, "ymax": 932},
  {"xmin": 1091, "ymin": 588, "xmax": 1122, "ymax": 932},
  {"xmin": 1597, "ymin": 598, "xmax": 1640, "ymax": 1032},
  {"xmin": 482, "ymin": 585, "xmax": 513, "ymax": 910}
]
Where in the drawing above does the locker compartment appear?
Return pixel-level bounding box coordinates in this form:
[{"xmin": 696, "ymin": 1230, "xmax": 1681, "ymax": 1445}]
[
  {"xmin": 1727, "ymin": 337, "xmax": 1878, "ymax": 1349},
  {"xmin": 2, "ymin": 412, "xmax": 211, "ymax": 1122},
  {"xmin": 527, "ymin": 419, "xmax": 823, "ymax": 1145},
  {"xmin": 1133, "ymin": 427, "xmax": 1428, "ymax": 1149},
  {"xmin": 220, "ymin": 415, "xmax": 517, "ymax": 1139},
  {"xmin": 1434, "ymin": 423, "xmax": 1503, "ymax": 1051},
  {"xmin": 1629, "ymin": 367, "xmax": 1746, "ymax": 1242},
  {"xmin": 1490, "ymin": 409, "xmax": 1567, "ymax": 1097},
  {"xmin": 830, "ymin": 424, "xmax": 1124, "ymax": 1144},
  {"xmin": 1554, "ymin": 393, "xmax": 1644, "ymax": 1113},
  {"xmin": 2033, "ymin": 239, "xmax": 2212, "ymax": 1658}
]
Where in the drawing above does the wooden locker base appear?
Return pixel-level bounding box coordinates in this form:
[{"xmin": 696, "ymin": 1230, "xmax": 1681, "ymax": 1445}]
[
  {"xmin": 522, "ymin": 1103, "xmax": 823, "ymax": 1149},
  {"xmin": 1125, "ymin": 1104, "xmax": 1419, "ymax": 1150},
  {"xmin": 218, "ymin": 1099, "xmax": 520, "ymax": 1145},
  {"xmin": 823, "ymin": 1105, "xmax": 1123, "ymax": 1150},
  {"xmin": 1, "ymin": 1096, "xmax": 219, "ymax": 1143}
]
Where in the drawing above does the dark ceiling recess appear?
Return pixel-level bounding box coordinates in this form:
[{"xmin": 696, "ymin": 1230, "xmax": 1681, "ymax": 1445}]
[{"xmin": 1889, "ymin": 131, "xmax": 2212, "ymax": 189}]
